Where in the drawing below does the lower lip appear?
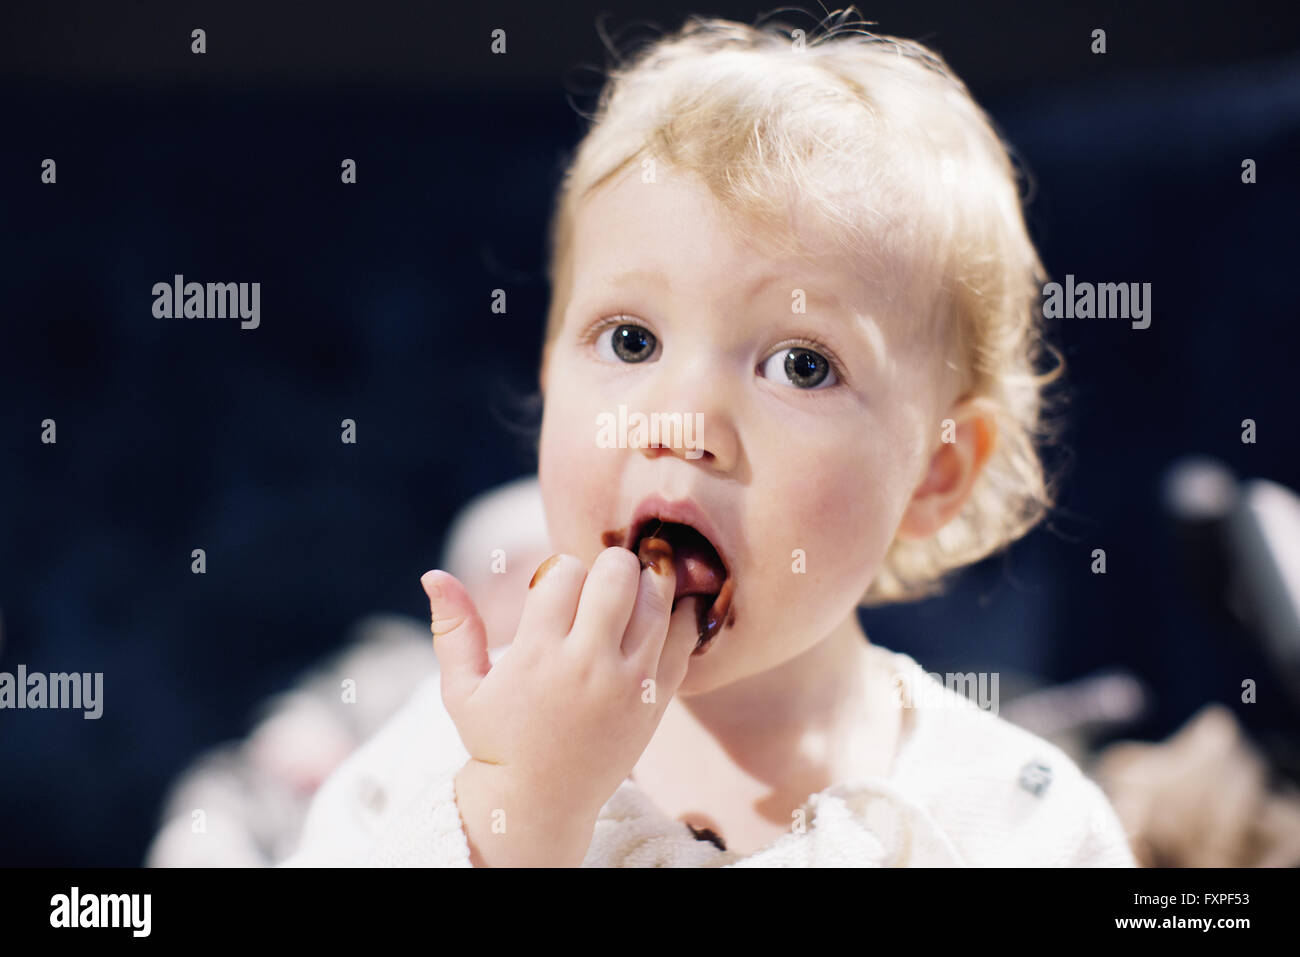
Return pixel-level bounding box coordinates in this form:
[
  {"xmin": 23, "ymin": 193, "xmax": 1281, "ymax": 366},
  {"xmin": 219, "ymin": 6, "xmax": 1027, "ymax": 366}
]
[{"xmin": 678, "ymin": 577, "xmax": 735, "ymax": 657}]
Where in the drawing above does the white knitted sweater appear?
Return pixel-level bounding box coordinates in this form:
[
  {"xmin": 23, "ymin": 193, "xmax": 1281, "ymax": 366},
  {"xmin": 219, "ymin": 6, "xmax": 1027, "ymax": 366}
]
[{"xmin": 280, "ymin": 643, "xmax": 1137, "ymax": 867}]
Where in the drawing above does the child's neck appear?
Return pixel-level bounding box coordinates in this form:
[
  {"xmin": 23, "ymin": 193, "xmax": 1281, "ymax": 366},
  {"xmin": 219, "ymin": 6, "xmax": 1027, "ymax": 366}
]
[{"xmin": 652, "ymin": 613, "xmax": 888, "ymax": 785}]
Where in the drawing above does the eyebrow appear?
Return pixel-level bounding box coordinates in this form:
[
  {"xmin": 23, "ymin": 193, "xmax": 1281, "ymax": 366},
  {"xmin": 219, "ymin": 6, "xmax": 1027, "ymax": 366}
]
[
  {"xmin": 592, "ymin": 268, "xmax": 673, "ymax": 293},
  {"xmin": 597, "ymin": 268, "xmax": 828, "ymax": 303},
  {"xmin": 745, "ymin": 274, "xmax": 888, "ymax": 370}
]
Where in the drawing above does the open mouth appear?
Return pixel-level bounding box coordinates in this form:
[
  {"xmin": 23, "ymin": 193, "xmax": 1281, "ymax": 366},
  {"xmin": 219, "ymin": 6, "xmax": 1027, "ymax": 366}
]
[{"xmin": 605, "ymin": 516, "xmax": 736, "ymax": 655}]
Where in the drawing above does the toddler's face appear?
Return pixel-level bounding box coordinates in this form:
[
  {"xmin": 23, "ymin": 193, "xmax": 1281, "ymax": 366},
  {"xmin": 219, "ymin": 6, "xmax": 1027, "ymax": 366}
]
[{"xmin": 538, "ymin": 166, "xmax": 952, "ymax": 695}]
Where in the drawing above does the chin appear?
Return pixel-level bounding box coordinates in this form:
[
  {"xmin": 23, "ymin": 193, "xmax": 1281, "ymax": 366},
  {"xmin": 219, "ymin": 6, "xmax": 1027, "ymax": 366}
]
[{"xmin": 675, "ymin": 631, "xmax": 753, "ymax": 696}]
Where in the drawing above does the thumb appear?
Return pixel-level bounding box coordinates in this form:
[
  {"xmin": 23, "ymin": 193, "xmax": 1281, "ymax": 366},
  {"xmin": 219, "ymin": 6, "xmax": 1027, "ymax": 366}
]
[{"xmin": 421, "ymin": 569, "xmax": 491, "ymax": 714}]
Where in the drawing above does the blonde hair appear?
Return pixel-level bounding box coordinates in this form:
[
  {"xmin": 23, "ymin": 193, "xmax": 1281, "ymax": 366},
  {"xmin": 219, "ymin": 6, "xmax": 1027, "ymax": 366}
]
[{"xmin": 541, "ymin": 8, "xmax": 1067, "ymax": 605}]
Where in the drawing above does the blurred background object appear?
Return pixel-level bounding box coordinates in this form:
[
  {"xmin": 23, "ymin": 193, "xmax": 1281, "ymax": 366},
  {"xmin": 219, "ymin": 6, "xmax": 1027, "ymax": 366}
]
[
  {"xmin": 1094, "ymin": 704, "xmax": 1300, "ymax": 867},
  {"xmin": 1161, "ymin": 458, "xmax": 1300, "ymax": 771},
  {"xmin": 145, "ymin": 613, "xmax": 436, "ymax": 867},
  {"xmin": 146, "ymin": 477, "xmax": 546, "ymax": 866},
  {"xmin": 1225, "ymin": 479, "xmax": 1300, "ymax": 706}
]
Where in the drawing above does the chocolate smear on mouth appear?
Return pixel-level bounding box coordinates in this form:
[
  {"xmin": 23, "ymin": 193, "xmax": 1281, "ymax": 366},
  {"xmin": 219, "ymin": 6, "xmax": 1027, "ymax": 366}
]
[
  {"xmin": 636, "ymin": 531, "xmax": 674, "ymax": 577},
  {"xmin": 601, "ymin": 520, "xmax": 735, "ymax": 653},
  {"xmin": 697, "ymin": 577, "xmax": 735, "ymax": 651}
]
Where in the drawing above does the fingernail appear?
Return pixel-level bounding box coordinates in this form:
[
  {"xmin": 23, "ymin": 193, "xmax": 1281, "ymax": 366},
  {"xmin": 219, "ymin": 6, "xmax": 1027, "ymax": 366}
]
[
  {"xmin": 637, "ymin": 536, "xmax": 674, "ymax": 576},
  {"xmin": 529, "ymin": 554, "xmax": 562, "ymax": 588},
  {"xmin": 421, "ymin": 570, "xmax": 443, "ymax": 602}
]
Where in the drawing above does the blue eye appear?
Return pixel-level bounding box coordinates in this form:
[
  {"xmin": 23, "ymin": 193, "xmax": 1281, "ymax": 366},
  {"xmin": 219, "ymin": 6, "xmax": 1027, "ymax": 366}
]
[
  {"xmin": 760, "ymin": 346, "xmax": 837, "ymax": 389},
  {"xmin": 596, "ymin": 322, "xmax": 658, "ymax": 363}
]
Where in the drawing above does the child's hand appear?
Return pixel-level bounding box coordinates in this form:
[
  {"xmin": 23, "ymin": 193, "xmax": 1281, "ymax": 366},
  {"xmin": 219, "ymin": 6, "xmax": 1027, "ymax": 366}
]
[{"xmin": 420, "ymin": 542, "xmax": 694, "ymax": 865}]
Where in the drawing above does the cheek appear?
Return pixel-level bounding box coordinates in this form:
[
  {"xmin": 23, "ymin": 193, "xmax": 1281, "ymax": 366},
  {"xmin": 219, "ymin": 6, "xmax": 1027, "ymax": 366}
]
[
  {"xmin": 538, "ymin": 391, "xmax": 616, "ymax": 560},
  {"xmin": 788, "ymin": 472, "xmax": 887, "ymax": 591},
  {"xmin": 758, "ymin": 433, "xmax": 912, "ymax": 594}
]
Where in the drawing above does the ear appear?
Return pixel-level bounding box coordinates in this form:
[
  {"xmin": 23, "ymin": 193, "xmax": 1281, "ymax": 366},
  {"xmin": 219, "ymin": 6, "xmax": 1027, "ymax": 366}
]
[{"xmin": 896, "ymin": 396, "xmax": 999, "ymax": 541}]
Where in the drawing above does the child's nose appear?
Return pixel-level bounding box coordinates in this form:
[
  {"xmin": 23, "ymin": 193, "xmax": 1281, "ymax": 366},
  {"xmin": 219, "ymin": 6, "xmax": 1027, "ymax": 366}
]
[
  {"xmin": 629, "ymin": 351, "xmax": 740, "ymax": 470},
  {"xmin": 630, "ymin": 408, "xmax": 734, "ymax": 471},
  {"xmin": 640, "ymin": 441, "xmax": 715, "ymax": 465}
]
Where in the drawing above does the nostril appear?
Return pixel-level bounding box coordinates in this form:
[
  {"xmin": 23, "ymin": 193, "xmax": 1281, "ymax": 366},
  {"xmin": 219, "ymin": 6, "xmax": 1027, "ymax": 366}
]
[{"xmin": 640, "ymin": 441, "xmax": 711, "ymax": 463}]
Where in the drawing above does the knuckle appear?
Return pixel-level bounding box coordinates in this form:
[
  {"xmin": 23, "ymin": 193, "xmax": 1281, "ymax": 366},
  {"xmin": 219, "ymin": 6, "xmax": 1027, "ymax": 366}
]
[
  {"xmin": 568, "ymin": 648, "xmax": 605, "ymax": 689},
  {"xmin": 637, "ymin": 577, "xmax": 673, "ymax": 620},
  {"xmin": 590, "ymin": 546, "xmax": 641, "ymax": 590}
]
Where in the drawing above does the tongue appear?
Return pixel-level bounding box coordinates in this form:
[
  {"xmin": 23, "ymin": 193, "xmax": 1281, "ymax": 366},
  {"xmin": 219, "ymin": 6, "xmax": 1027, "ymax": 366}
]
[{"xmin": 671, "ymin": 550, "xmax": 726, "ymax": 600}]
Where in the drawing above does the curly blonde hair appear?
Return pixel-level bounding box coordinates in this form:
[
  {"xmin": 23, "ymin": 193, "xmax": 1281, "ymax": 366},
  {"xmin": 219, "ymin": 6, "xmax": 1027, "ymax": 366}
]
[{"xmin": 540, "ymin": 8, "xmax": 1067, "ymax": 605}]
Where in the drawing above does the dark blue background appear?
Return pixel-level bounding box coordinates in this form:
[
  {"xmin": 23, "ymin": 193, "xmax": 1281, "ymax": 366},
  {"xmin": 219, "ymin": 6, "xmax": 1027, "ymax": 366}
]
[{"xmin": 1, "ymin": 1, "xmax": 1298, "ymax": 864}]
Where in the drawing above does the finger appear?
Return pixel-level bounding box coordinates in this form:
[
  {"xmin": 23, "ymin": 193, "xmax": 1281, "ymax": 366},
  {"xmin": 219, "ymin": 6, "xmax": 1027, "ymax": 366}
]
[
  {"xmin": 422, "ymin": 569, "xmax": 490, "ymax": 715},
  {"xmin": 567, "ymin": 546, "xmax": 642, "ymax": 655},
  {"xmin": 514, "ymin": 553, "xmax": 588, "ymax": 646},
  {"xmin": 655, "ymin": 593, "xmax": 706, "ymax": 692},
  {"xmin": 622, "ymin": 536, "xmax": 677, "ymax": 663}
]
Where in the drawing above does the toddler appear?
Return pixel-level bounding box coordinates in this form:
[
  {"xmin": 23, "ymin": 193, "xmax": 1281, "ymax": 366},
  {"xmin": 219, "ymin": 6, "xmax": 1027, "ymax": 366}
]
[{"xmin": 283, "ymin": 11, "xmax": 1137, "ymax": 867}]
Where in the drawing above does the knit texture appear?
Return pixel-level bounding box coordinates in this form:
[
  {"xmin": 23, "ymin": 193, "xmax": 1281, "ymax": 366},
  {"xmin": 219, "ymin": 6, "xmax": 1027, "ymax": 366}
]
[{"xmin": 280, "ymin": 644, "xmax": 1137, "ymax": 867}]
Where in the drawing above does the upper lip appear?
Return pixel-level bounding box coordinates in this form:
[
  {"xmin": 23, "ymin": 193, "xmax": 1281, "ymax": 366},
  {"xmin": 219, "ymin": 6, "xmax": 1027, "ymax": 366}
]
[{"xmin": 623, "ymin": 494, "xmax": 732, "ymax": 580}]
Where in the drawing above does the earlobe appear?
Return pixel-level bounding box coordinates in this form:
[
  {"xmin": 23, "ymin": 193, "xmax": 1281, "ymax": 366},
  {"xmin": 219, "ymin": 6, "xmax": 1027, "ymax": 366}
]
[{"xmin": 896, "ymin": 398, "xmax": 998, "ymax": 542}]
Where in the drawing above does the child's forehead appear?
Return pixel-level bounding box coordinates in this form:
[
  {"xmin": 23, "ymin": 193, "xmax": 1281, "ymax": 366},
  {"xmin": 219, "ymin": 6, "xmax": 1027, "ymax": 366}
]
[
  {"xmin": 574, "ymin": 167, "xmax": 889, "ymax": 289},
  {"xmin": 569, "ymin": 168, "xmax": 930, "ymax": 328}
]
